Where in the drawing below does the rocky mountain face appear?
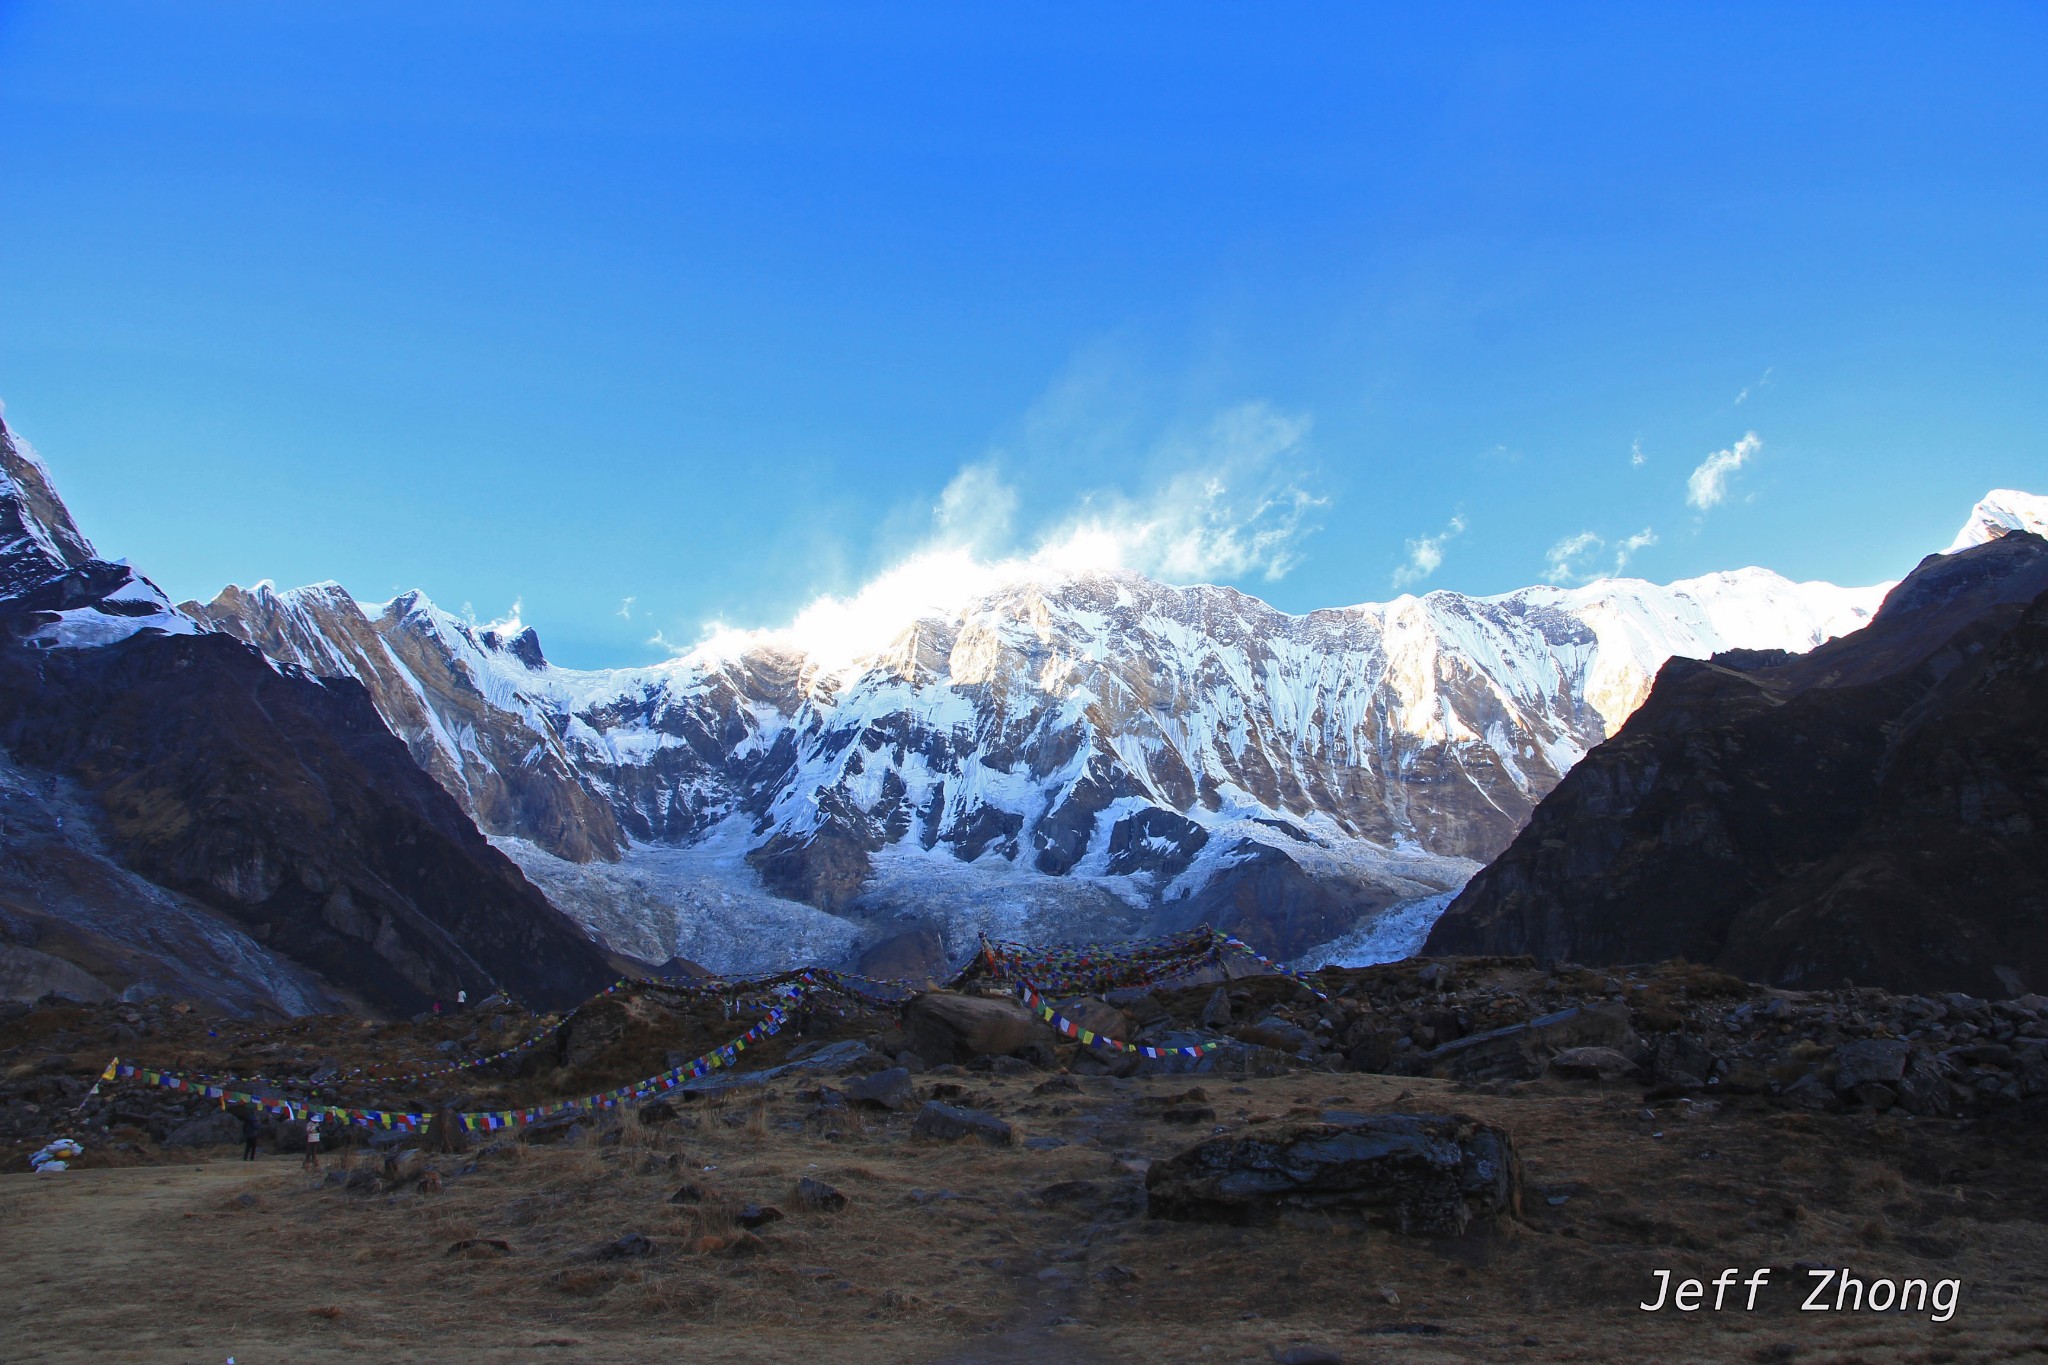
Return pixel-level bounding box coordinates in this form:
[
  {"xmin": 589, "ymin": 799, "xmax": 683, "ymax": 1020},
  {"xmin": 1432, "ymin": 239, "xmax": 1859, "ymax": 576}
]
[
  {"xmin": 198, "ymin": 534, "xmax": 1884, "ymax": 975},
  {"xmin": 1425, "ymin": 527, "xmax": 2048, "ymax": 998},
  {"xmin": 0, "ymin": 415, "xmax": 616, "ymax": 1015},
  {"xmin": 186, "ymin": 583, "xmax": 626, "ymax": 863}
]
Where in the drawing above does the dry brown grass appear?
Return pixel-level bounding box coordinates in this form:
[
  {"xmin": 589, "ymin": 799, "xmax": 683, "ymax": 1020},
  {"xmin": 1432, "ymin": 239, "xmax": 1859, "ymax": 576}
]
[{"xmin": 4, "ymin": 1068, "xmax": 2047, "ymax": 1362}]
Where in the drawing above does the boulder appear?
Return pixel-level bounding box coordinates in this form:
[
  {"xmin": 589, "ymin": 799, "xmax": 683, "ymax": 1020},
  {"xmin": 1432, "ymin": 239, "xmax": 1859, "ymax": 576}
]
[
  {"xmin": 383, "ymin": 1147, "xmax": 427, "ymax": 1184},
  {"xmin": 519, "ymin": 1111, "xmax": 586, "ymax": 1146},
  {"xmin": 910, "ymin": 1100, "xmax": 1015, "ymax": 1146},
  {"xmin": 424, "ymin": 1107, "xmax": 471, "ymax": 1154},
  {"xmin": 593, "ymin": 1232, "xmax": 656, "ymax": 1260},
  {"xmin": 1200, "ymin": 987, "xmax": 1234, "ymax": 1029},
  {"xmin": 1547, "ymin": 1046, "xmax": 1636, "ymax": 1081},
  {"xmin": 163, "ymin": 1110, "xmax": 243, "ymax": 1147},
  {"xmin": 1832, "ymin": 1039, "xmax": 1910, "ymax": 1092},
  {"xmin": 1233, "ymin": 1016, "xmax": 1313, "ymax": 1053},
  {"xmin": 1346, "ymin": 1029, "xmax": 1400, "ymax": 1073},
  {"xmin": 902, "ymin": 992, "xmax": 1050, "ymax": 1064},
  {"xmin": 1420, "ymin": 1004, "xmax": 1634, "ymax": 1085},
  {"xmin": 1139, "ymin": 1031, "xmax": 1280, "ymax": 1077},
  {"xmin": 795, "ymin": 1177, "xmax": 847, "ymax": 1213},
  {"xmin": 1646, "ymin": 1032, "xmax": 1716, "ymax": 1089},
  {"xmin": 1050, "ymin": 996, "xmax": 1134, "ymax": 1042},
  {"xmin": 843, "ymin": 1067, "xmax": 915, "ymax": 1111},
  {"xmin": 447, "ymin": 1237, "xmax": 511, "ymax": 1258},
  {"xmin": 1146, "ymin": 1114, "xmax": 1521, "ymax": 1236},
  {"xmin": 1780, "ymin": 1073, "xmax": 1835, "ymax": 1110},
  {"xmin": 1894, "ymin": 1054, "xmax": 1955, "ymax": 1117}
]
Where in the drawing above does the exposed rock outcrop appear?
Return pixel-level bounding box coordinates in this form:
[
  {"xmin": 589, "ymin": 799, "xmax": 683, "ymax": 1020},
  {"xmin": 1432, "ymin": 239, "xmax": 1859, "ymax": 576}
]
[
  {"xmin": 0, "ymin": 413, "xmax": 617, "ymax": 1015},
  {"xmin": 1426, "ymin": 532, "xmax": 2048, "ymax": 998},
  {"xmin": 1145, "ymin": 1114, "xmax": 1522, "ymax": 1234}
]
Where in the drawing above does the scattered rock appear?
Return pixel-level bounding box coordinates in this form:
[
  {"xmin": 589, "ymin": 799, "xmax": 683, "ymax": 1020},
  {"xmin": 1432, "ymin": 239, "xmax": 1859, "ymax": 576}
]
[
  {"xmin": 901, "ymin": 992, "xmax": 1050, "ymax": 1064},
  {"xmin": 668, "ymin": 1183, "xmax": 707, "ymax": 1205},
  {"xmin": 593, "ymin": 1233, "xmax": 656, "ymax": 1260},
  {"xmin": 447, "ymin": 1237, "xmax": 510, "ymax": 1257},
  {"xmin": 1036, "ymin": 1179, "xmax": 1101, "ymax": 1205},
  {"xmin": 844, "ymin": 1067, "xmax": 915, "ymax": 1111},
  {"xmin": 1781, "ymin": 1074, "xmax": 1835, "ymax": 1110},
  {"xmin": 1239, "ymin": 1017, "xmax": 1314, "ymax": 1052},
  {"xmin": 1200, "ymin": 987, "xmax": 1234, "ymax": 1029},
  {"xmin": 735, "ymin": 1203, "xmax": 785, "ymax": 1229},
  {"xmin": 1833, "ymin": 1039, "xmax": 1910, "ymax": 1092},
  {"xmin": 519, "ymin": 1111, "xmax": 586, "ymax": 1146},
  {"xmin": 1421, "ymin": 1004, "xmax": 1635, "ymax": 1085},
  {"xmin": 722, "ymin": 1231, "xmax": 770, "ymax": 1256},
  {"xmin": 1549, "ymin": 1046, "xmax": 1636, "ymax": 1081},
  {"xmin": 911, "ymin": 1100, "xmax": 1015, "ymax": 1146},
  {"xmin": 796, "ymin": 1177, "xmax": 847, "ymax": 1213},
  {"xmin": 1272, "ymin": 1345, "xmax": 1345, "ymax": 1365},
  {"xmin": 163, "ymin": 1110, "xmax": 243, "ymax": 1147},
  {"xmin": 1146, "ymin": 1113, "xmax": 1521, "ymax": 1235},
  {"xmin": 424, "ymin": 1107, "xmax": 470, "ymax": 1154},
  {"xmin": 383, "ymin": 1147, "xmax": 427, "ymax": 1185},
  {"xmin": 1050, "ymin": 996, "xmax": 1134, "ymax": 1041}
]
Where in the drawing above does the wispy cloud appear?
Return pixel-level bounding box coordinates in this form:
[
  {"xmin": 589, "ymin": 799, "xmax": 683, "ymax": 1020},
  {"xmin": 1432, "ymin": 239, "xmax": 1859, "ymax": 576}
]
[
  {"xmin": 616, "ymin": 595, "xmax": 636, "ymax": 621},
  {"xmin": 1687, "ymin": 431, "xmax": 1762, "ymax": 511},
  {"xmin": 1734, "ymin": 366, "xmax": 1774, "ymax": 406},
  {"xmin": 687, "ymin": 400, "xmax": 1327, "ymax": 670},
  {"xmin": 1392, "ymin": 514, "xmax": 1467, "ymax": 589},
  {"xmin": 932, "ymin": 461, "xmax": 1018, "ymax": 552},
  {"xmin": 1544, "ymin": 527, "xmax": 1659, "ymax": 585},
  {"xmin": 1630, "ymin": 437, "xmax": 1647, "ymax": 468},
  {"xmin": 464, "ymin": 597, "xmax": 525, "ymax": 631},
  {"xmin": 1097, "ymin": 405, "xmax": 1325, "ymax": 583},
  {"xmin": 1614, "ymin": 528, "xmax": 1658, "ymax": 566}
]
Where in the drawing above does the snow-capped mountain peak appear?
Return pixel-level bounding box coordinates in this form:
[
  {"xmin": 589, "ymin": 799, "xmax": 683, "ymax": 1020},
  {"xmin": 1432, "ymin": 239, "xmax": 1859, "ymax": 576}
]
[
  {"xmin": 1946, "ymin": 489, "xmax": 2048, "ymax": 554},
  {"xmin": 0, "ymin": 414, "xmax": 197, "ymax": 648}
]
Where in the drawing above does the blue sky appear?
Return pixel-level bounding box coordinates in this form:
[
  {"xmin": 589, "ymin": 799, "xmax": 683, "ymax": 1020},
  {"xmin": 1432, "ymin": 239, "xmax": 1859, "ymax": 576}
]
[{"xmin": 3, "ymin": 3, "xmax": 2044, "ymax": 667}]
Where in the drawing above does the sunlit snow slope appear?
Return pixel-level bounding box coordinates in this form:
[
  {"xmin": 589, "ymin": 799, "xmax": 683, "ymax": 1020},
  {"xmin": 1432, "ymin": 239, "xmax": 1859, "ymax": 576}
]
[{"xmin": 198, "ymin": 556, "xmax": 1888, "ymax": 975}]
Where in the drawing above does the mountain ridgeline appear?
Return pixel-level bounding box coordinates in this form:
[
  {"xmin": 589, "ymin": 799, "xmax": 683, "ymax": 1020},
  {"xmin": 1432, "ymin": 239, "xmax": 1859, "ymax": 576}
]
[
  {"xmin": 192, "ymin": 503, "xmax": 1885, "ymax": 975},
  {"xmin": 0, "ymin": 414, "xmax": 615, "ymax": 1014},
  {"xmin": 9, "ymin": 399, "xmax": 2045, "ymax": 1000},
  {"xmin": 1425, "ymin": 529, "xmax": 2048, "ymax": 997}
]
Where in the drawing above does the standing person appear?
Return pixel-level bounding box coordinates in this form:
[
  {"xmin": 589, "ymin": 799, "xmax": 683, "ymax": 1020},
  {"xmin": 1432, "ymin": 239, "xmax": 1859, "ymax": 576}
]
[
  {"xmin": 457, "ymin": 989, "xmax": 467, "ymax": 1011},
  {"xmin": 240, "ymin": 1108, "xmax": 262, "ymax": 1162},
  {"xmin": 301, "ymin": 1115, "xmax": 322, "ymax": 1172}
]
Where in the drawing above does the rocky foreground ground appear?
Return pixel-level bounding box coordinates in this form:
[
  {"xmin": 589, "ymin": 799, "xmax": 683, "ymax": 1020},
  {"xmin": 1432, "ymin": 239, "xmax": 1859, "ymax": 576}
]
[{"xmin": 4, "ymin": 958, "xmax": 2047, "ymax": 1363}]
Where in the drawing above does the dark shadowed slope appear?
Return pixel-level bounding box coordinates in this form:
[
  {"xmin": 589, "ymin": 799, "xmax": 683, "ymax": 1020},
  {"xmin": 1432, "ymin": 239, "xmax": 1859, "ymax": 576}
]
[
  {"xmin": 0, "ymin": 414, "xmax": 615, "ymax": 1014},
  {"xmin": 1425, "ymin": 531, "xmax": 2048, "ymax": 997}
]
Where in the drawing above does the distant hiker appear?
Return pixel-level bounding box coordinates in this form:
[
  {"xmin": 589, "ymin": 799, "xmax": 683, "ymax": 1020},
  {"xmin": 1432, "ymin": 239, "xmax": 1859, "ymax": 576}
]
[
  {"xmin": 433, "ymin": 999, "xmax": 442, "ymax": 1015},
  {"xmin": 302, "ymin": 1116, "xmax": 322, "ymax": 1171},
  {"xmin": 457, "ymin": 990, "xmax": 468, "ymax": 1011},
  {"xmin": 241, "ymin": 1110, "xmax": 262, "ymax": 1162}
]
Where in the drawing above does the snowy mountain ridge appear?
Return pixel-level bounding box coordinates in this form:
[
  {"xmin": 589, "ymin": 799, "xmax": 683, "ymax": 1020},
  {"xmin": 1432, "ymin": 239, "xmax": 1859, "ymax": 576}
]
[
  {"xmin": 194, "ymin": 553, "xmax": 1889, "ymax": 976},
  {"xmin": 1944, "ymin": 488, "xmax": 2048, "ymax": 554}
]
